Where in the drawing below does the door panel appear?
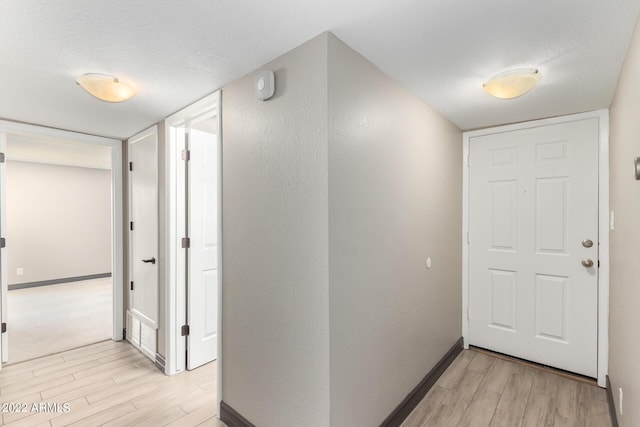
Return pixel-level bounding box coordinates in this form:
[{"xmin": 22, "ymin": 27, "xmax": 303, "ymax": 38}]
[
  {"xmin": 469, "ymin": 118, "xmax": 599, "ymax": 377},
  {"xmin": 128, "ymin": 127, "xmax": 158, "ymax": 361},
  {"xmin": 187, "ymin": 126, "xmax": 218, "ymax": 370},
  {"xmin": 535, "ymin": 274, "xmax": 567, "ymax": 341},
  {"xmin": 536, "ymin": 178, "xmax": 568, "ymax": 253},
  {"xmin": 489, "ymin": 269, "xmax": 516, "ymax": 331},
  {"xmin": 490, "ymin": 181, "xmax": 517, "ymax": 250}
]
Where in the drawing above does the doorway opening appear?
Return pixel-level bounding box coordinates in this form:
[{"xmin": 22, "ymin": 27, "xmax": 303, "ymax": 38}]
[
  {"xmin": 6, "ymin": 134, "xmax": 113, "ymax": 363},
  {"xmin": 461, "ymin": 110, "xmax": 610, "ymax": 386},
  {"xmin": 163, "ymin": 92, "xmax": 221, "ymax": 401},
  {"xmin": 0, "ymin": 121, "xmax": 125, "ymax": 368}
]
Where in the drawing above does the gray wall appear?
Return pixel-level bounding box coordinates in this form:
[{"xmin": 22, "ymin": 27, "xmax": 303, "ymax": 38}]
[
  {"xmin": 327, "ymin": 34, "xmax": 462, "ymax": 426},
  {"xmin": 221, "ymin": 34, "xmax": 331, "ymax": 426},
  {"xmin": 222, "ymin": 32, "xmax": 462, "ymax": 426},
  {"xmin": 609, "ymin": 14, "xmax": 640, "ymax": 427},
  {"xmin": 6, "ymin": 161, "xmax": 111, "ymax": 285}
]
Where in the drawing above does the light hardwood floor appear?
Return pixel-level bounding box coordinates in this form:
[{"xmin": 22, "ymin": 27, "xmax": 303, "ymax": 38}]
[
  {"xmin": 1, "ymin": 341, "xmax": 612, "ymax": 426},
  {"xmin": 0, "ymin": 340, "xmax": 223, "ymax": 426},
  {"xmin": 401, "ymin": 348, "xmax": 611, "ymax": 427}
]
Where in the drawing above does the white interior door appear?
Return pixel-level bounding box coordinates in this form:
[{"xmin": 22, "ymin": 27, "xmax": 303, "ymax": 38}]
[
  {"xmin": 468, "ymin": 118, "xmax": 599, "ymax": 377},
  {"xmin": 128, "ymin": 127, "xmax": 159, "ymax": 361},
  {"xmin": 187, "ymin": 126, "xmax": 219, "ymax": 370}
]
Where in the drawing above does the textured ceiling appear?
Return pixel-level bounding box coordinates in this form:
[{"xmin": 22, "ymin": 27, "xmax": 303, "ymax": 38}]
[{"xmin": 1, "ymin": 0, "xmax": 639, "ymax": 139}]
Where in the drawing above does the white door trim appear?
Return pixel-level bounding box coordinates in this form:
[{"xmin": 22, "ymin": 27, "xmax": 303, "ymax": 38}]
[
  {"xmin": 163, "ymin": 91, "xmax": 221, "ymax": 390},
  {"xmin": 0, "ymin": 132, "xmax": 6, "ymax": 363},
  {"xmin": 462, "ymin": 109, "xmax": 609, "ymax": 387},
  {"xmin": 164, "ymin": 117, "xmax": 185, "ymax": 376},
  {"xmin": 0, "ymin": 119, "xmax": 125, "ymax": 348}
]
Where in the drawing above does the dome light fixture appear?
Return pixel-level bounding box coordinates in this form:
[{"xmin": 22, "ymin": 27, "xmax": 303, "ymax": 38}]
[
  {"xmin": 483, "ymin": 69, "xmax": 542, "ymax": 99},
  {"xmin": 76, "ymin": 73, "xmax": 137, "ymax": 103}
]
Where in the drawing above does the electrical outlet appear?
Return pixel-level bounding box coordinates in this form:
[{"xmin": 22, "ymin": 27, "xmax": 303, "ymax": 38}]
[
  {"xmin": 16, "ymin": 267, "xmax": 23, "ymax": 276},
  {"xmin": 619, "ymin": 387, "xmax": 623, "ymax": 415}
]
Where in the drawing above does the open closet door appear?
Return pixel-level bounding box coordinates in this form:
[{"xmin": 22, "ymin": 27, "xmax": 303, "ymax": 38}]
[
  {"xmin": 164, "ymin": 91, "xmax": 220, "ymax": 374},
  {"xmin": 186, "ymin": 125, "xmax": 219, "ymax": 370}
]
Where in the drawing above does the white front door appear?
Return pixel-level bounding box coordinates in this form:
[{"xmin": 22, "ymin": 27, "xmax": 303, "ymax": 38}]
[
  {"xmin": 128, "ymin": 127, "xmax": 159, "ymax": 361},
  {"xmin": 468, "ymin": 117, "xmax": 599, "ymax": 377},
  {"xmin": 187, "ymin": 126, "xmax": 219, "ymax": 370}
]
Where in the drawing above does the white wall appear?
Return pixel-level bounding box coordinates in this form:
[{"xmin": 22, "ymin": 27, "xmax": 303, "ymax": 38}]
[
  {"xmin": 221, "ymin": 34, "xmax": 330, "ymax": 426},
  {"xmin": 609, "ymin": 14, "xmax": 640, "ymax": 427},
  {"xmin": 222, "ymin": 32, "xmax": 462, "ymax": 426},
  {"xmin": 6, "ymin": 161, "xmax": 111, "ymax": 284},
  {"xmin": 327, "ymin": 34, "xmax": 462, "ymax": 426}
]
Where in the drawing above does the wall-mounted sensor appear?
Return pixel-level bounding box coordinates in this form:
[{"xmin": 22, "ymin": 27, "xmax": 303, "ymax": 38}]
[
  {"xmin": 635, "ymin": 157, "xmax": 640, "ymax": 180},
  {"xmin": 255, "ymin": 70, "xmax": 275, "ymax": 101}
]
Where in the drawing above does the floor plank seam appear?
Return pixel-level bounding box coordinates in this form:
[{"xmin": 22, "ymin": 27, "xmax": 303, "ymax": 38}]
[{"xmin": 470, "ymin": 346, "xmax": 598, "ymax": 386}]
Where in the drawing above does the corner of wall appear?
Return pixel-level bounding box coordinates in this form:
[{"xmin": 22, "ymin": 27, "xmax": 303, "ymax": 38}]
[
  {"xmin": 326, "ymin": 33, "xmax": 463, "ymax": 426},
  {"xmin": 221, "ymin": 32, "xmax": 331, "ymax": 426}
]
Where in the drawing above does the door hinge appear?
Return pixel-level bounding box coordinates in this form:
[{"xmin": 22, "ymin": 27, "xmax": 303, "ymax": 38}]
[
  {"xmin": 182, "ymin": 150, "xmax": 190, "ymax": 161},
  {"xmin": 129, "ymin": 161, "xmax": 133, "ymax": 171},
  {"xmin": 0, "ymin": 237, "xmax": 5, "ymax": 248},
  {"xmin": 1, "ymin": 323, "xmax": 6, "ymax": 333},
  {"xmin": 181, "ymin": 237, "xmax": 190, "ymax": 248},
  {"xmin": 123, "ymin": 327, "xmax": 127, "ymax": 338},
  {"xmin": 598, "ymin": 260, "xmax": 600, "ymax": 268},
  {"xmin": 466, "ymin": 231, "xmax": 470, "ymax": 244},
  {"xmin": 466, "ymin": 307, "xmax": 470, "ymax": 321},
  {"xmin": 130, "ymin": 221, "xmax": 134, "ymax": 231},
  {"xmin": 181, "ymin": 325, "xmax": 190, "ymax": 336},
  {"xmin": 0, "ymin": 152, "xmax": 5, "ymax": 163},
  {"xmin": 130, "ymin": 281, "xmax": 134, "ymax": 291}
]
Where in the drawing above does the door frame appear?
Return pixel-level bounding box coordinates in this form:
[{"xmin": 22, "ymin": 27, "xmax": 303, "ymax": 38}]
[
  {"xmin": 462, "ymin": 109, "xmax": 610, "ymax": 387},
  {"xmin": 163, "ymin": 91, "xmax": 222, "ymax": 400},
  {"xmin": 0, "ymin": 119, "xmax": 125, "ymax": 366}
]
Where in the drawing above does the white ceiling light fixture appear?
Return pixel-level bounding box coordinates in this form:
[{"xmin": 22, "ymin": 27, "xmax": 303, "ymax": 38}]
[
  {"xmin": 483, "ymin": 69, "xmax": 542, "ymax": 99},
  {"xmin": 76, "ymin": 73, "xmax": 137, "ymax": 103}
]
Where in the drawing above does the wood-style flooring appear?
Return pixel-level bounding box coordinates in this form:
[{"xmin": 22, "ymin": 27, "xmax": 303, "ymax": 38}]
[
  {"xmin": 401, "ymin": 348, "xmax": 611, "ymax": 427},
  {"xmin": 0, "ymin": 340, "xmax": 612, "ymax": 426},
  {"xmin": 0, "ymin": 340, "xmax": 223, "ymax": 426}
]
